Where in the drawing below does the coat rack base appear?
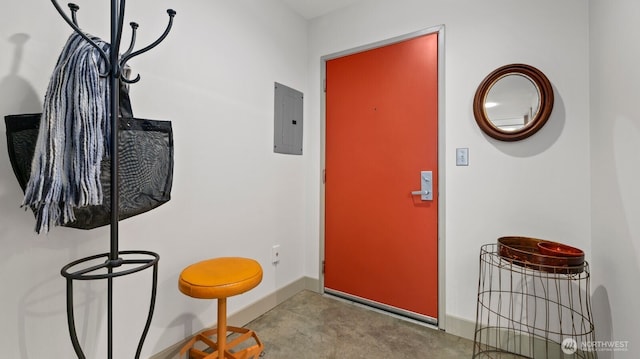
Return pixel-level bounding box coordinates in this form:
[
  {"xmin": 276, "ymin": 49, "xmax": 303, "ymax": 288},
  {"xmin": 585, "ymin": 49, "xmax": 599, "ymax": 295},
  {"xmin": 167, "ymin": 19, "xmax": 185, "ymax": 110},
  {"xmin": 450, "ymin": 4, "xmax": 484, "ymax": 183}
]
[{"xmin": 61, "ymin": 250, "xmax": 160, "ymax": 359}]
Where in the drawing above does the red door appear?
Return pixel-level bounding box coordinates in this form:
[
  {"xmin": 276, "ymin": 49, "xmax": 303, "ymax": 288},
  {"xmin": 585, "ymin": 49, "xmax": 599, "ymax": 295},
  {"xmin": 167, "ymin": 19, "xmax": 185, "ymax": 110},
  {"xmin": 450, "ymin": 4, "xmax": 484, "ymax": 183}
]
[{"xmin": 324, "ymin": 33, "xmax": 439, "ymax": 321}]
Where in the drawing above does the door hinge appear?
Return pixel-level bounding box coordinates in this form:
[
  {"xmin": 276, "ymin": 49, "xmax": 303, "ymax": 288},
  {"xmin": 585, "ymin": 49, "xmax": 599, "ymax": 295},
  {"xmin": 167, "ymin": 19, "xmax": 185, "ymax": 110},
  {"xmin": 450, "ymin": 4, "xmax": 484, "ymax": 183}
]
[
  {"xmin": 323, "ymin": 169, "xmax": 326, "ymax": 184},
  {"xmin": 323, "ymin": 79, "xmax": 326, "ymax": 93},
  {"xmin": 322, "ymin": 260, "xmax": 325, "ymax": 274}
]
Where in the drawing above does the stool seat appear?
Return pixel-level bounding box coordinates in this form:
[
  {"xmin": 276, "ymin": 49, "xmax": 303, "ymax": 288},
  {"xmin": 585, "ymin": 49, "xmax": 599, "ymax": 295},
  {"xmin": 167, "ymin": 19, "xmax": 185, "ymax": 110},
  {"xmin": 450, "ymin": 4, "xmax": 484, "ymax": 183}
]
[{"xmin": 179, "ymin": 257, "xmax": 262, "ymax": 299}]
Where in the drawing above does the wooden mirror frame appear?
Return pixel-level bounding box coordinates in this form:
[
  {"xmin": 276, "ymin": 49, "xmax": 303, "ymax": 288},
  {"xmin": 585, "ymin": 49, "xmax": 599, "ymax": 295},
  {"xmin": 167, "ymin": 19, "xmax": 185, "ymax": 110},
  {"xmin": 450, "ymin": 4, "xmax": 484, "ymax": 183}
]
[{"xmin": 473, "ymin": 63, "xmax": 554, "ymax": 141}]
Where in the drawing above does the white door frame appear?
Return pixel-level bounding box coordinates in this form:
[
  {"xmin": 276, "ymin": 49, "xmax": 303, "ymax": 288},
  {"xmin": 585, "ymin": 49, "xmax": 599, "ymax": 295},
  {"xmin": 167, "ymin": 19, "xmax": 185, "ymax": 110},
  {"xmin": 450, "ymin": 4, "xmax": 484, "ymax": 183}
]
[{"xmin": 319, "ymin": 25, "xmax": 447, "ymax": 329}]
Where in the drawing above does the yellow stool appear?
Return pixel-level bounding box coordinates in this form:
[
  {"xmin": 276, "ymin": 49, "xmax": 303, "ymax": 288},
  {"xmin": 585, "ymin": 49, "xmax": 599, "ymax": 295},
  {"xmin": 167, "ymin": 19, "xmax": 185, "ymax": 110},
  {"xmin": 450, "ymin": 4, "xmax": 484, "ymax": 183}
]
[{"xmin": 178, "ymin": 257, "xmax": 264, "ymax": 359}]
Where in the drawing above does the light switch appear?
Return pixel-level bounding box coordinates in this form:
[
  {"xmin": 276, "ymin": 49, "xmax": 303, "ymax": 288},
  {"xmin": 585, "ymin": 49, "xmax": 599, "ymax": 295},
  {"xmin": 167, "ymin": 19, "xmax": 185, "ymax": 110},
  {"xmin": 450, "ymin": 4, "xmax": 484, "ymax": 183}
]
[{"xmin": 456, "ymin": 148, "xmax": 469, "ymax": 166}]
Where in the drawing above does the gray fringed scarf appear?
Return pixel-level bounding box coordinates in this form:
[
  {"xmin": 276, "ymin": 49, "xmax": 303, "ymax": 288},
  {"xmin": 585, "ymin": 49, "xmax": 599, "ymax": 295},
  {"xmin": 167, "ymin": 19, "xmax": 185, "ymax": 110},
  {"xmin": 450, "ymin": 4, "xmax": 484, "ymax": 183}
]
[{"xmin": 23, "ymin": 32, "xmax": 111, "ymax": 234}]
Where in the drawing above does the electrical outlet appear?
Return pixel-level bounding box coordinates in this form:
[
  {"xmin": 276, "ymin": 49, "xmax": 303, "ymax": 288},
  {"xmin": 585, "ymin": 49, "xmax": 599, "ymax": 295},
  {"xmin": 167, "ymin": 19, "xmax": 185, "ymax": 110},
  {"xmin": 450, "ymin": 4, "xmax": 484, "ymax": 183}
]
[{"xmin": 272, "ymin": 245, "xmax": 281, "ymax": 264}]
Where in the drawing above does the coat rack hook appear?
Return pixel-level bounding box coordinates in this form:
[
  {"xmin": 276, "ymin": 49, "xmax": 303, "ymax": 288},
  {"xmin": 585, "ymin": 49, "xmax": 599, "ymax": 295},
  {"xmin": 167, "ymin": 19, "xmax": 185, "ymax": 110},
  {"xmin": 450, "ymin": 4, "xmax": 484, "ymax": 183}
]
[
  {"xmin": 120, "ymin": 9, "xmax": 176, "ymax": 84},
  {"xmin": 68, "ymin": 3, "xmax": 79, "ymax": 26},
  {"xmin": 121, "ymin": 72, "xmax": 141, "ymax": 84},
  {"xmin": 122, "ymin": 22, "xmax": 139, "ymax": 58},
  {"xmin": 51, "ymin": 0, "xmax": 112, "ymax": 77}
]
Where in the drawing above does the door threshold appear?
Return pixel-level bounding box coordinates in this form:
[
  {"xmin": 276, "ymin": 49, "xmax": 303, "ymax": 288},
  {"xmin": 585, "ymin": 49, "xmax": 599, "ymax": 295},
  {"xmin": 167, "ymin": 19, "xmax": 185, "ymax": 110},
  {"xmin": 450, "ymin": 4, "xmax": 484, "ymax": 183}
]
[{"xmin": 324, "ymin": 288, "xmax": 438, "ymax": 328}]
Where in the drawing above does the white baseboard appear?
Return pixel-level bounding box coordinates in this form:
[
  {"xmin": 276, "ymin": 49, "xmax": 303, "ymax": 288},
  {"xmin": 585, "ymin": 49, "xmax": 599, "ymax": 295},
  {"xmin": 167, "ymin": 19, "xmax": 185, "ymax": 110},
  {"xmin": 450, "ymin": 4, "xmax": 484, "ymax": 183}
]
[
  {"xmin": 444, "ymin": 314, "xmax": 476, "ymax": 341},
  {"xmin": 149, "ymin": 276, "xmax": 319, "ymax": 359}
]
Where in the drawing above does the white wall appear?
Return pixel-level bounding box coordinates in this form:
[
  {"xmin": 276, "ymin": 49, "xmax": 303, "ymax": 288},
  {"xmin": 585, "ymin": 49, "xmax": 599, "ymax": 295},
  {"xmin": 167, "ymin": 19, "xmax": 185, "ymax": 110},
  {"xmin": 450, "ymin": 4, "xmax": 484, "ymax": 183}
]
[
  {"xmin": 590, "ymin": 0, "xmax": 640, "ymax": 358},
  {"xmin": 306, "ymin": 0, "xmax": 591, "ymax": 329},
  {"xmin": 0, "ymin": 0, "xmax": 308, "ymax": 357}
]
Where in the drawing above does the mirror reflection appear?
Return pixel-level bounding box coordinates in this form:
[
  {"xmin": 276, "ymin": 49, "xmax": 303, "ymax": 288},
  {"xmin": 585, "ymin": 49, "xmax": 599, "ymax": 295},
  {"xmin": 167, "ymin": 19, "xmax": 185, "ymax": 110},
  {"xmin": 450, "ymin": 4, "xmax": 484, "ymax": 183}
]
[{"xmin": 484, "ymin": 74, "xmax": 540, "ymax": 132}]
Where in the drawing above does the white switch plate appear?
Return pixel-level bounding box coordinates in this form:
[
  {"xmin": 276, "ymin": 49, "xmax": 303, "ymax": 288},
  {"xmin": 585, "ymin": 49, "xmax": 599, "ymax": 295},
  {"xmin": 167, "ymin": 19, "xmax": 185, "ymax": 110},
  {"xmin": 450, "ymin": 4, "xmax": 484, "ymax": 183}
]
[{"xmin": 456, "ymin": 148, "xmax": 469, "ymax": 166}]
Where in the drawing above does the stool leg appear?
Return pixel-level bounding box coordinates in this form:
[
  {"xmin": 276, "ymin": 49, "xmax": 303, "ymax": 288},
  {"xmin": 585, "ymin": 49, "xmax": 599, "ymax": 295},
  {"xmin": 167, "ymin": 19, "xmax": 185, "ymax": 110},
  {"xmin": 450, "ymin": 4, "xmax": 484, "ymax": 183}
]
[{"xmin": 217, "ymin": 297, "xmax": 227, "ymax": 358}]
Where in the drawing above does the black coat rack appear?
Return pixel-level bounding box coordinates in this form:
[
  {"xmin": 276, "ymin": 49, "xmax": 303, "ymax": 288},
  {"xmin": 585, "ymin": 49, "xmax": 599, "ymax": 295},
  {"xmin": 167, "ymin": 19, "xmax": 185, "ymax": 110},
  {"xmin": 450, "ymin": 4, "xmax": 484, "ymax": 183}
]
[{"xmin": 52, "ymin": 1, "xmax": 176, "ymax": 358}]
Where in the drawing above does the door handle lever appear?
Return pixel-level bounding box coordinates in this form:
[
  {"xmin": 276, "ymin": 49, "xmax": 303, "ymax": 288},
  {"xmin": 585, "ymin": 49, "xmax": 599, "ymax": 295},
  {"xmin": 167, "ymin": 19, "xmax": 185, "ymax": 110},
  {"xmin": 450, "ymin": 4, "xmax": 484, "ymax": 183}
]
[{"xmin": 411, "ymin": 190, "xmax": 430, "ymax": 196}]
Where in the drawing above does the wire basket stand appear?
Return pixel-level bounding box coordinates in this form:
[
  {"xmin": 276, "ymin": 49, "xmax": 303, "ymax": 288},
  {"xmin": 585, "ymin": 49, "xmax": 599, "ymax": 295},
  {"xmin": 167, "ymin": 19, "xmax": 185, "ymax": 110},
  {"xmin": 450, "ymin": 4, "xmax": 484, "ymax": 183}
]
[{"xmin": 473, "ymin": 243, "xmax": 597, "ymax": 358}]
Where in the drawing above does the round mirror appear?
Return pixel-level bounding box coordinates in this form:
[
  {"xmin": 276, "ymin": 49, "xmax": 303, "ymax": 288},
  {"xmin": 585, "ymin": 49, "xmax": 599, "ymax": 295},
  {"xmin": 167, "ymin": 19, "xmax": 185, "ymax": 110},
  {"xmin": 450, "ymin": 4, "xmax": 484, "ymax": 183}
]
[{"xmin": 473, "ymin": 64, "xmax": 554, "ymax": 141}]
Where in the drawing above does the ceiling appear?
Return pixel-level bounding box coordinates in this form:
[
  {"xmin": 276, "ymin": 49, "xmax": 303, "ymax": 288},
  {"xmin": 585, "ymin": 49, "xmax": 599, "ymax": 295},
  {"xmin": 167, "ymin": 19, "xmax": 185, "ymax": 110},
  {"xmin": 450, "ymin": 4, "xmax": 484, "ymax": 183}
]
[{"xmin": 280, "ymin": 0, "xmax": 363, "ymax": 19}]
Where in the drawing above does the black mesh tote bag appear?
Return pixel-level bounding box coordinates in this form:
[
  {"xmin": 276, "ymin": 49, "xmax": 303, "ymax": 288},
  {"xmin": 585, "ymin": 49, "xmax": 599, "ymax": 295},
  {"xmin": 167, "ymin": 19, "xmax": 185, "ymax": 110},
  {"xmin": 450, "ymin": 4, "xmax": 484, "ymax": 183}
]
[{"xmin": 4, "ymin": 88, "xmax": 173, "ymax": 231}]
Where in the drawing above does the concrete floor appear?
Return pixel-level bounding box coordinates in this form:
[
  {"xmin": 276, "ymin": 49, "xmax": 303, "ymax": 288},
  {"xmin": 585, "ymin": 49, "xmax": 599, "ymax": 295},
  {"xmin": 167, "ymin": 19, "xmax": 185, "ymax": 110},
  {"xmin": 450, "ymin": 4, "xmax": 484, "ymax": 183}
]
[{"xmin": 244, "ymin": 290, "xmax": 474, "ymax": 359}]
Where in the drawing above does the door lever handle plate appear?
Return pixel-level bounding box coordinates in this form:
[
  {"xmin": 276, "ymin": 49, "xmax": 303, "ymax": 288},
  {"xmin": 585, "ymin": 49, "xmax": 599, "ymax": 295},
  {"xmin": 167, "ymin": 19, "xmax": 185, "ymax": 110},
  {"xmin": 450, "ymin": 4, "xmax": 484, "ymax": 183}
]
[{"xmin": 410, "ymin": 171, "xmax": 433, "ymax": 201}]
